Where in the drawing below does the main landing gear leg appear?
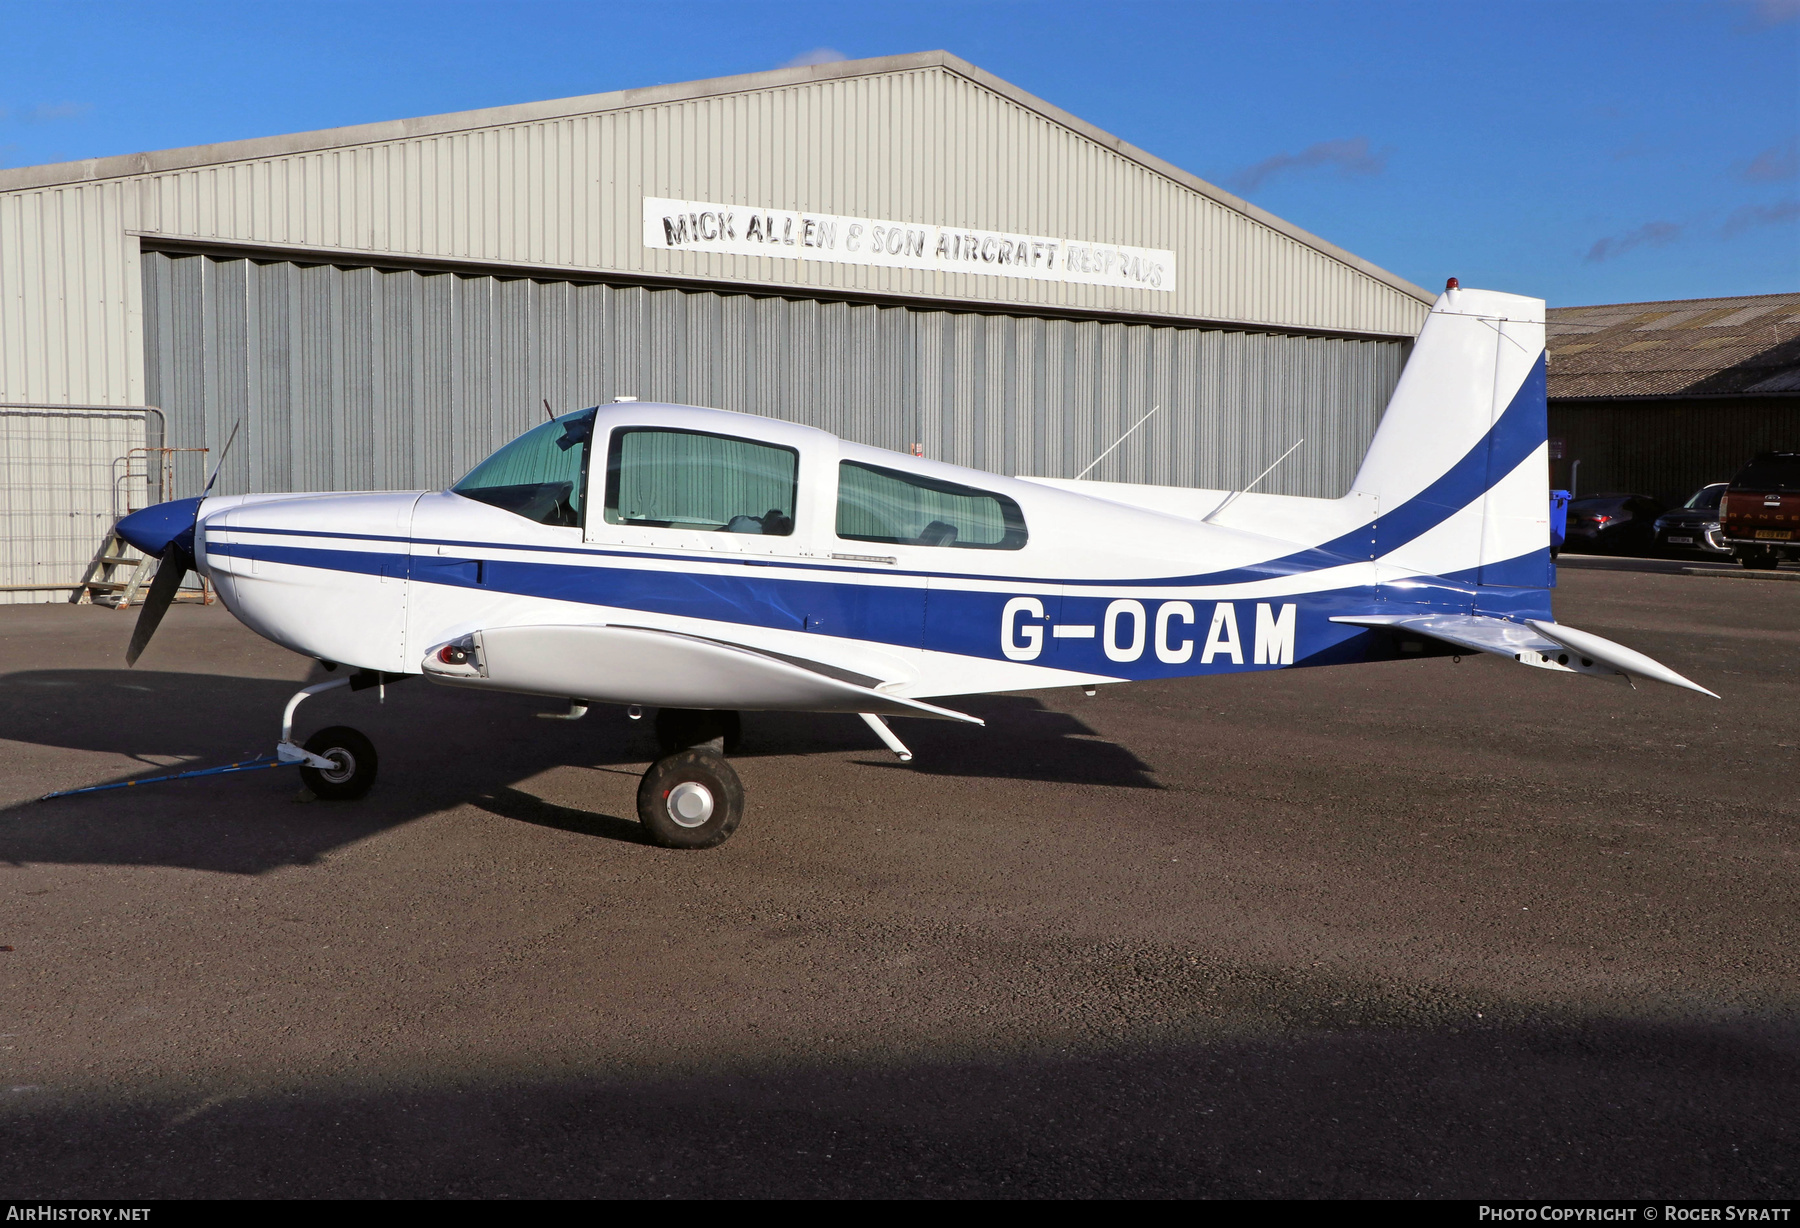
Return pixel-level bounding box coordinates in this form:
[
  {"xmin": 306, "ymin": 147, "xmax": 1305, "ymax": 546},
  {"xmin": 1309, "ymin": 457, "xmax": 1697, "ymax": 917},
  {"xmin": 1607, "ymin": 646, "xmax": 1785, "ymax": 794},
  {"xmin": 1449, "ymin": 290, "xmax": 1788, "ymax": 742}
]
[
  {"xmin": 858, "ymin": 712, "xmax": 913, "ymax": 762},
  {"xmin": 638, "ymin": 709, "xmax": 745, "ymax": 849}
]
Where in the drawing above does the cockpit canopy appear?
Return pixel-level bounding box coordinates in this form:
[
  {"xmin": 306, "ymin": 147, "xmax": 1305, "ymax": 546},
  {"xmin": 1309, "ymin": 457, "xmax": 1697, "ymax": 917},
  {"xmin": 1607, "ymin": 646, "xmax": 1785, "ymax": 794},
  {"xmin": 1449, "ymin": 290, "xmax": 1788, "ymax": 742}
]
[{"xmin": 449, "ymin": 404, "xmax": 1026, "ymax": 550}]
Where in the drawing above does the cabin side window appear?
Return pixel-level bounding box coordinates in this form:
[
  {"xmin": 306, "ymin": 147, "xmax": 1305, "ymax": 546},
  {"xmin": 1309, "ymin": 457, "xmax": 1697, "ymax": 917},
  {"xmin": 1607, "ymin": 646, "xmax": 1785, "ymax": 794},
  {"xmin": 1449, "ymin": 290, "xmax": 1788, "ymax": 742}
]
[
  {"xmin": 452, "ymin": 408, "xmax": 595, "ymax": 527},
  {"xmin": 835, "ymin": 461, "xmax": 1027, "ymax": 550},
  {"xmin": 603, "ymin": 427, "xmax": 798, "ymax": 536}
]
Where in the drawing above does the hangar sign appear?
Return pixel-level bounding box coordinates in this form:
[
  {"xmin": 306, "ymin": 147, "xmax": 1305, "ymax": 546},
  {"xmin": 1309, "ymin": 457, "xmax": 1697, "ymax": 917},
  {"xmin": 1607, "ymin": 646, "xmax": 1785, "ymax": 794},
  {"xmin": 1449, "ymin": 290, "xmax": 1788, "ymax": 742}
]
[{"xmin": 643, "ymin": 196, "xmax": 1175, "ymax": 293}]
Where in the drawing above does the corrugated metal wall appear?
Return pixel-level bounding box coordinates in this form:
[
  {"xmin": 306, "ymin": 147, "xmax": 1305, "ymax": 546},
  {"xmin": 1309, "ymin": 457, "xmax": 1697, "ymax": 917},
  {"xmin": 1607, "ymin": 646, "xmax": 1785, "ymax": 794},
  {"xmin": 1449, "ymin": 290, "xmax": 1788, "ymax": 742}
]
[
  {"xmin": 0, "ymin": 407, "xmax": 147, "ymax": 604},
  {"xmin": 2, "ymin": 55, "xmax": 1431, "ymax": 408},
  {"xmin": 144, "ymin": 252, "xmax": 1403, "ymax": 502},
  {"xmin": 1550, "ymin": 397, "xmax": 1800, "ymax": 505}
]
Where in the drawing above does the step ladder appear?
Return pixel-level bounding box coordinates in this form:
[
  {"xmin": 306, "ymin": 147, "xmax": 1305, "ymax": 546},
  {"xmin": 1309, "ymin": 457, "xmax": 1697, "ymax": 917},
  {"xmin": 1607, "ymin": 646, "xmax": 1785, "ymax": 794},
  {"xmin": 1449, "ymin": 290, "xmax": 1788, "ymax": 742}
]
[{"xmin": 71, "ymin": 523, "xmax": 212, "ymax": 609}]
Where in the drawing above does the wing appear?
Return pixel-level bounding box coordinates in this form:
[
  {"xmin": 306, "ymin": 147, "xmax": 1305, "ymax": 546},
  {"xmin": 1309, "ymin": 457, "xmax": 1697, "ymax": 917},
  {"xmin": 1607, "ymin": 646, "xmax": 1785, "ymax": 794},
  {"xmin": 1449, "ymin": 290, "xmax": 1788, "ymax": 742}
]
[{"xmin": 421, "ymin": 622, "xmax": 984, "ymax": 723}]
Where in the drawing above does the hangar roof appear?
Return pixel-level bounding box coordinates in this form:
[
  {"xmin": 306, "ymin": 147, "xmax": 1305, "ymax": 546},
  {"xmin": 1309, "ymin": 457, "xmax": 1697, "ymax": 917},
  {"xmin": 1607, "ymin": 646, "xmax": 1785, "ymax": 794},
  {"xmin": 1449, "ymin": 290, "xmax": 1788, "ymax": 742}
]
[
  {"xmin": 0, "ymin": 51, "xmax": 1431, "ymax": 339},
  {"xmin": 1547, "ymin": 293, "xmax": 1800, "ymax": 398}
]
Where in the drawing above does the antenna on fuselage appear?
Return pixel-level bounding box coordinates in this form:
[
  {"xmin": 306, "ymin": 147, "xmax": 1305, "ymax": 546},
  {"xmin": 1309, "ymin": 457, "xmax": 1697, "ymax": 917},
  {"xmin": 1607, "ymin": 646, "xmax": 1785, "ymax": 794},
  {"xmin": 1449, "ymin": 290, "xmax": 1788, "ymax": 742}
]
[
  {"xmin": 1201, "ymin": 437, "xmax": 1306, "ymax": 523},
  {"xmin": 1074, "ymin": 405, "xmax": 1160, "ymax": 481},
  {"xmin": 542, "ymin": 399, "xmax": 556, "ymax": 423}
]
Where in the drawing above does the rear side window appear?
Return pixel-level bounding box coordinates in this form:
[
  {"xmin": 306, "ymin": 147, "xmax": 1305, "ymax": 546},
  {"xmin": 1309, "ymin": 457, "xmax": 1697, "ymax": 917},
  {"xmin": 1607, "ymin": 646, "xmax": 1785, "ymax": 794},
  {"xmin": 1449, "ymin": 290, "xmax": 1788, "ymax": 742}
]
[
  {"xmin": 604, "ymin": 428, "xmax": 797, "ymax": 535},
  {"xmin": 836, "ymin": 461, "xmax": 1027, "ymax": 550},
  {"xmin": 1729, "ymin": 454, "xmax": 1800, "ymax": 492}
]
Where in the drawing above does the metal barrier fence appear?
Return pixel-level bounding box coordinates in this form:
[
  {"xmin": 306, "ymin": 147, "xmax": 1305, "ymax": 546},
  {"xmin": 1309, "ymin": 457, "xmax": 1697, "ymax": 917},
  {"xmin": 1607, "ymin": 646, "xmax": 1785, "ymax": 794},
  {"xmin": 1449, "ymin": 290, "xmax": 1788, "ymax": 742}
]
[{"xmin": 0, "ymin": 404, "xmax": 166, "ymax": 604}]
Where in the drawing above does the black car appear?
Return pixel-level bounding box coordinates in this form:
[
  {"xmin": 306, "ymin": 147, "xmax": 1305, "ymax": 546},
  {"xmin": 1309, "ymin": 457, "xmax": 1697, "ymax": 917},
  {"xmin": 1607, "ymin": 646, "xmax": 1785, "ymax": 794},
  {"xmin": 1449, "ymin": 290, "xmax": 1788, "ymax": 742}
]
[
  {"xmin": 1653, "ymin": 483, "xmax": 1730, "ymax": 557},
  {"xmin": 1563, "ymin": 494, "xmax": 1666, "ymax": 556}
]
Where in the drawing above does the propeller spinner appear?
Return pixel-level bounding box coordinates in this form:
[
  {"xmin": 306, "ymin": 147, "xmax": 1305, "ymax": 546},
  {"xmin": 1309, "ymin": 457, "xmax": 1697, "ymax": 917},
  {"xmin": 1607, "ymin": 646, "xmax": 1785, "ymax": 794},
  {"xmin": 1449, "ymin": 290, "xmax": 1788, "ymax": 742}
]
[
  {"xmin": 114, "ymin": 496, "xmax": 204, "ymax": 665},
  {"xmin": 115, "ymin": 422, "xmax": 239, "ymax": 665}
]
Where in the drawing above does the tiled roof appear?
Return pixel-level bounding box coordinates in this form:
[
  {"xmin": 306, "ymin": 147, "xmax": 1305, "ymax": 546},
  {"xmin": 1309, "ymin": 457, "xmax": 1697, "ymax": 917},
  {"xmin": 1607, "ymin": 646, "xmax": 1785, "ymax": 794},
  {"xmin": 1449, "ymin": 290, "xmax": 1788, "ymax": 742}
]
[{"xmin": 1546, "ymin": 292, "xmax": 1800, "ymax": 398}]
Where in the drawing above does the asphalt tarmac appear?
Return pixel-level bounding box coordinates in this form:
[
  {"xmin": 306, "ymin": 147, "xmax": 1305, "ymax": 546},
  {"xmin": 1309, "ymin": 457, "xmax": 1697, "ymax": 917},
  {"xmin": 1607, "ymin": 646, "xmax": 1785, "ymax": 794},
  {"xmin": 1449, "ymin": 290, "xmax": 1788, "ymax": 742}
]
[{"xmin": 0, "ymin": 564, "xmax": 1794, "ymax": 1198}]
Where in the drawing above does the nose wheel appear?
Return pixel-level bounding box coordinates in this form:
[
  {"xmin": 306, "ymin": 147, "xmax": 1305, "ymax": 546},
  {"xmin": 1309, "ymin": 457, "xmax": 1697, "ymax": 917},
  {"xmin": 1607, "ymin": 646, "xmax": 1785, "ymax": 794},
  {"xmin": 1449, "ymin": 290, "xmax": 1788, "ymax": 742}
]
[
  {"xmin": 298, "ymin": 725, "xmax": 379, "ymax": 800},
  {"xmin": 637, "ymin": 748, "xmax": 744, "ymax": 849}
]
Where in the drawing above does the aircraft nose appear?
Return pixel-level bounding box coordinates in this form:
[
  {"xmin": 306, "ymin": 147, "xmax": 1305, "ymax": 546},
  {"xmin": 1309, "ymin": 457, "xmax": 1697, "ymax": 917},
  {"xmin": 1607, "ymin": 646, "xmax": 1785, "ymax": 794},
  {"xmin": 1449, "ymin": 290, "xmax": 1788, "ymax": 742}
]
[{"xmin": 116, "ymin": 496, "xmax": 204, "ymax": 563}]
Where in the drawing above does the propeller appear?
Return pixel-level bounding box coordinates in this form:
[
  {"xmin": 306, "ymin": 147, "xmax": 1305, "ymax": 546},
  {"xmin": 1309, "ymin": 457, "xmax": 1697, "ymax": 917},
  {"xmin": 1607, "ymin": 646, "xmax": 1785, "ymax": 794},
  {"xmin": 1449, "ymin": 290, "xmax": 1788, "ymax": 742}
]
[
  {"xmin": 116, "ymin": 422, "xmax": 240, "ymax": 666},
  {"xmin": 124, "ymin": 547, "xmax": 192, "ymax": 666},
  {"xmin": 201, "ymin": 422, "xmax": 239, "ymax": 498}
]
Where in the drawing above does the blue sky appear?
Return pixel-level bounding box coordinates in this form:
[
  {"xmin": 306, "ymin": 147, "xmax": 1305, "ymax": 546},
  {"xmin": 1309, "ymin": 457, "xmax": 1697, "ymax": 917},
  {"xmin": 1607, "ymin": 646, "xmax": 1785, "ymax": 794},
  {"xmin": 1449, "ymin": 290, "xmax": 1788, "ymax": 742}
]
[{"xmin": 1, "ymin": 0, "xmax": 1794, "ymax": 306}]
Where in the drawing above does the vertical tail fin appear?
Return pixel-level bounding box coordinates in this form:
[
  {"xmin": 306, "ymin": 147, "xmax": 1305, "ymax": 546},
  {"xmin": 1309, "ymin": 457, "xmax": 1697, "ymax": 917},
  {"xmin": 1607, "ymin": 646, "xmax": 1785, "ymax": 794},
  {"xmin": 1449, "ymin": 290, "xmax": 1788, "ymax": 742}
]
[{"xmin": 1351, "ymin": 286, "xmax": 1549, "ymax": 588}]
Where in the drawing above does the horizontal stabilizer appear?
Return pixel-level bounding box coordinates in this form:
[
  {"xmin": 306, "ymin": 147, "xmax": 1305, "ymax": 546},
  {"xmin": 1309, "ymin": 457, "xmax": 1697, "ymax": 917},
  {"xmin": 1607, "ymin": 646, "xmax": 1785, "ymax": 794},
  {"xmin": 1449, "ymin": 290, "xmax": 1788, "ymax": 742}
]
[
  {"xmin": 1332, "ymin": 613, "xmax": 1560, "ymax": 658},
  {"xmin": 1331, "ymin": 613, "xmax": 1717, "ymax": 697},
  {"xmin": 423, "ymin": 623, "xmax": 986, "ymax": 722}
]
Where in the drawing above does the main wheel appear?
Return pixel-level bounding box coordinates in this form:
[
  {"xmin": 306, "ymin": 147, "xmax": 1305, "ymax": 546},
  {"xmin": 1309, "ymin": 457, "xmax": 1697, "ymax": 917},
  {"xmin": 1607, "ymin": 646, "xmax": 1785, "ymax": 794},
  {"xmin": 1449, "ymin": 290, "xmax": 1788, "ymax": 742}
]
[
  {"xmin": 636, "ymin": 748, "xmax": 745, "ymax": 849},
  {"xmin": 299, "ymin": 725, "xmax": 378, "ymax": 800},
  {"xmin": 654, "ymin": 708, "xmax": 741, "ymax": 756},
  {"xmin": 1741, "ymin": 551, "xmax": 1769, "ymax": 570}
]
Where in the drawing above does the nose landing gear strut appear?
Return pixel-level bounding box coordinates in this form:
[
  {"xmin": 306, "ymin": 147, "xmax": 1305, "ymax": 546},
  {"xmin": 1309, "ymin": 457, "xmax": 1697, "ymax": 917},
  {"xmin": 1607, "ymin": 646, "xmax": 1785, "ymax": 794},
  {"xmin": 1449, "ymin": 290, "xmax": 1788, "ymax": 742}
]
[{"xmin": 280, "ymin": 671, "xmax": 404, "ymax": 800}]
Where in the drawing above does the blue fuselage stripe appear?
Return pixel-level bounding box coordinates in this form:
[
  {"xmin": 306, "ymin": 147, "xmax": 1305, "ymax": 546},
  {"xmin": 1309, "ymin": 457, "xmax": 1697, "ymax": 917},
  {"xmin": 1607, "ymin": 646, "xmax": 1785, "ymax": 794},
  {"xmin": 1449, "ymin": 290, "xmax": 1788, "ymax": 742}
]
[{"xmin": 206, "ymin": 537, "xmax": 1548, "ymax": 679}]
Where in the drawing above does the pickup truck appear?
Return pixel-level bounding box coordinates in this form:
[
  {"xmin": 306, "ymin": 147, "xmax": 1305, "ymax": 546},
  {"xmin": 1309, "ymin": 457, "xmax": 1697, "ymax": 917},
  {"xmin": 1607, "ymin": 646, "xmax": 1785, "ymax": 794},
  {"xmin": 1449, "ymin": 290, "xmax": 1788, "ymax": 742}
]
[{"xmin": 1720, "ymin": 451, "xmax": 1800, "ymax": 569}]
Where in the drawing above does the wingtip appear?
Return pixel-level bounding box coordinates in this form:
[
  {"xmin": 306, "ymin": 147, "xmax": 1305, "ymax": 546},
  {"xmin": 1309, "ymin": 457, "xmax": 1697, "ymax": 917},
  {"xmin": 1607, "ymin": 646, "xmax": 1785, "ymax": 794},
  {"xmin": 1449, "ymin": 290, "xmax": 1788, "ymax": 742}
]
[{"xmin": 1526, "ymin": 619, "xmax": 1719, "ymax": 699}]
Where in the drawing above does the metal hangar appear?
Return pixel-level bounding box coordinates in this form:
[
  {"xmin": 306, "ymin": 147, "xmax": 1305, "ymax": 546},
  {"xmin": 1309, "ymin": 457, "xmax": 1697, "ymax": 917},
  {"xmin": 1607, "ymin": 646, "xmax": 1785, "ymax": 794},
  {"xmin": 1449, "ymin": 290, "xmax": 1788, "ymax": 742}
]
[{"xmin": 0, "ymin": 51, "xmax": 1433, "ymax": 600}]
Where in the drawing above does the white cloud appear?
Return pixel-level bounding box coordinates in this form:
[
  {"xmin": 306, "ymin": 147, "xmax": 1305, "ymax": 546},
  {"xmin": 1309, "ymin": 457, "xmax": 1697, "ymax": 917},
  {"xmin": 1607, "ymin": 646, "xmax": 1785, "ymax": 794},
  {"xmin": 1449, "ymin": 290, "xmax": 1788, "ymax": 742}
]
[
  {"xmin": 1230, "ymin": 136, "xmax": 1391, "ymax": 194},
  {"xmin": 1743, "ymin": 0, "xmax": 1799, "ymax": 26},
  {"xmin": 1741, "ymin": 136, "xmax": 1798, "ymax": 183},
  {"xmin": 25, "ymin": 102, "xmax": 92, "ymax": 123},
  {"xmin": 1585, "ymin": 220, "xmax": 1682, "ymax": 263},
  {"xmin": 1723, "ymin": 199, "xmax": 1800, "ymax": 237}
]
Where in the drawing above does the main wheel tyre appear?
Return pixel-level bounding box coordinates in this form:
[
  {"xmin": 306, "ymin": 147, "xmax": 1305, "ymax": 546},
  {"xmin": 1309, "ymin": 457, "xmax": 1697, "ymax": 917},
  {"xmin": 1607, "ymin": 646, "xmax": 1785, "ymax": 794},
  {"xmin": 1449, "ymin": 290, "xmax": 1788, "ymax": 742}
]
[
  {"xmin": 1741, "ymin": 552, "xmax": 1768, "ymax": 570},
  {"xmin": 636, "ymin": 749, "xmax": 745, "ymax": 849},
  {"xmin": 654, "ymin": 708, "xmax": 742, "ymax": 756},
  {"xmin": 299, "ymin": 725, "xmax": 378, "ymax": 800}
]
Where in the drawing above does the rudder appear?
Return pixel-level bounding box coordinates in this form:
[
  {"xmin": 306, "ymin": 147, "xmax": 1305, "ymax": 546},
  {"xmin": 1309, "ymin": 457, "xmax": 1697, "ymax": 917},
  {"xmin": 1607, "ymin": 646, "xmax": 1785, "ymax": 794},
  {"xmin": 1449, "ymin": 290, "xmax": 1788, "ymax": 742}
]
[{"xmin": 1352, "ymin": 285, "xmax": 1550, "ymax": 589}]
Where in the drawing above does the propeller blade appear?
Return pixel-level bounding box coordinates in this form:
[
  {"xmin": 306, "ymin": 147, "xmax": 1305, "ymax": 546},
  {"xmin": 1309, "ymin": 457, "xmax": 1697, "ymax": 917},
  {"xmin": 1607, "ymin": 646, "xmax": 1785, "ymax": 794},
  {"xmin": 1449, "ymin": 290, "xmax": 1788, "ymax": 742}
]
[
  {"xmin": 116, "ymin": 492, "xmax": 205, "ymax": 667},
  {"xmin": 201, "ymin": 420, "xmax": 241, "ymax": 497},
  {"xmin": 124, "ymin": 558, "xmax": 189, "ymax": 667}
]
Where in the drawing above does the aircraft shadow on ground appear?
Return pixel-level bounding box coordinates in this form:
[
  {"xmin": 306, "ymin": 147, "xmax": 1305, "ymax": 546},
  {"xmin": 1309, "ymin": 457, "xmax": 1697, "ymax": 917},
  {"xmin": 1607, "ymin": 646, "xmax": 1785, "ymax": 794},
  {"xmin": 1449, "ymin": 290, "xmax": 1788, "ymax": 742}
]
[
  {"xmin": 1, "ymin": 1015, "xmax": 1792, "ymax": 1198},
  {"xmin": 0, "ymin": 668, "xmax": 1156, "ymax": 873}
]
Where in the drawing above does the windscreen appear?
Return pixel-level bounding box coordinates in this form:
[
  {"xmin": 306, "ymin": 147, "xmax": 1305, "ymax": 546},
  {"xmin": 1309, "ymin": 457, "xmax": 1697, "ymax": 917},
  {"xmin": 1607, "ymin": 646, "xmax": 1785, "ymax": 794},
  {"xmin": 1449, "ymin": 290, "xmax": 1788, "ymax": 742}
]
[
  {"xmin": 1729, "ymin": 454, "xmax": 1800, "ymax": 492},
  {"xmin": 452, "ymin": 409, "xmax": 595, "ymax": 527},
  {"xmin": 1685, "ymin": 485, "xmax": 1725, "ymax": 510}
]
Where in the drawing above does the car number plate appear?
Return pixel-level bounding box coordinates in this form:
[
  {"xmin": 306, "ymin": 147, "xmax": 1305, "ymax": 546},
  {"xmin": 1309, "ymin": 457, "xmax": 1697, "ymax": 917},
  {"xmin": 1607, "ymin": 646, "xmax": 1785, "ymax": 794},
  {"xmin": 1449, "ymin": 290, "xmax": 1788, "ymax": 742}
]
[
  {"xmin": 1667, "ymin": 535, "xmax": 1694, "ymax": 544},
  {"xmin": 1754, "ymin": 529, "xmax": 1793, "ymax": 540}
]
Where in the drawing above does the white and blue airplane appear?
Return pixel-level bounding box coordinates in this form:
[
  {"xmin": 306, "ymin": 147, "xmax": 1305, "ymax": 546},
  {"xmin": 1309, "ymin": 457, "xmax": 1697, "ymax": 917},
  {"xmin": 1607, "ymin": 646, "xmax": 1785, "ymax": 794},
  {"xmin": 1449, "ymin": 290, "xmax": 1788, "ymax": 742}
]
[{"xmin": 113, "ymin": 283, "xmax": 1715, "ymax": 848}]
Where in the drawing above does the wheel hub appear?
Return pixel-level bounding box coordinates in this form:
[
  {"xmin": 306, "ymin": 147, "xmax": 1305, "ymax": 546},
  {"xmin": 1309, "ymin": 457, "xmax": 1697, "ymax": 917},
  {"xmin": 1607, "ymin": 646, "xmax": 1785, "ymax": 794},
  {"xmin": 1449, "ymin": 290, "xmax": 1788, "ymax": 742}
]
[
  {"xmin": 666, "ymin": 781, "xmax": 715, "ymax": 827},
  {"xmin": 319, "ymin": 749, "xmax": 355, "ymax": 784}
]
